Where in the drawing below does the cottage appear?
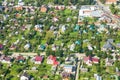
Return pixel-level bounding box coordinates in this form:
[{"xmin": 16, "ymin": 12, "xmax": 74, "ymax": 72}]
[
  {"xmin": 18, "ymin": 0, "xmax": 24, "ymax": 6},
  {"xmin": 70, "ymin": 43, "xmax": 75, "ymax": 51},
  {"xmin": 0, "ymin": 6, "xmax": 4, "ymax": 12},
  {"xmin": 105, "ymin": 58, "xmax": 114, "ymax": 66},
  {"xmin": 63, "ymin": 65, "xmax": 76, "ymax": 74},
  {"xmin": 40, "ymin": 5, "xmax": 47, "ymax": 13},
  {"xmin": 102, "ymin": 39, "xmax": 115, "ymax": 51},
  {"xmin": 80, "ymin": 68, "xmax": 88, "ymax": 72},
  {"xmin": 16, "ymin": 55, "xmax": 25, "ymax": 63},
  {"xmin": 62, "ymin": 72, "xmax": 70, "ymax": 80},
  {"xmin": 38, "ymin": 44, "xmax": 46, "ymax": 50},
  {"xmin": 34, "ymin": 56, "xmax": 43, "ymax": 64},
  {"xmin": 47, "ymin": 55, "xmax": 59, "ymax": 66},
  {"xmin": 105, "ymin": 0, "xmax": 117, "ymax": 4},
  {"xmin": 15, "ymin": 6, "xmax": 23, "ymax": 11},
  {"xmin": 65, "ymin": 56, "xmax": 75, "ymax": 64},
  {"xmin": 20, "ymin": 71, "xmax": 30, "ymax": 80},
  {"xmin": 9, "ymin": 44, "xmax": 17, "ymax": 50},
  {"xmin": 83, "ymin": 56, "xmax": 99, "ymax": 66},
  {"xmin": 0, "ymin": 44, "xmax": 3, "ymax": 50},
  {"xmin": 24, "ymin": 43, "xmax": 30, "ymax": 50},
  {"xmin": 1, "ymin": 56, "xmax": 11, "ymax": 63}
]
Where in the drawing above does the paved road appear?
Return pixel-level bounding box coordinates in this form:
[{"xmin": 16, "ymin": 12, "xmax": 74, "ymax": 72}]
[
  {"xmin": 96, "ymin": 0, "xmax": 120, "ymax": 27},
  {"xmin": 75, "ymin": 59, "xmax": 81, "ymax": 80}
]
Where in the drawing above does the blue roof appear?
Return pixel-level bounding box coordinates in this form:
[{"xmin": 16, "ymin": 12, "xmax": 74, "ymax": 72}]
[
  {"xmin": 75, "ymin": 40, "xmax": 80, "ymax": 45},
  {"xmin": 90, "ymin": 24, "xmax": 95, "ymax": 30},
  {"xmin": 74, "ymin": 25, "xmax": 80, "ymax": 31},
  {"xmin": 40, "ymin": 44, "xmax": 46, "ymax": 50}
]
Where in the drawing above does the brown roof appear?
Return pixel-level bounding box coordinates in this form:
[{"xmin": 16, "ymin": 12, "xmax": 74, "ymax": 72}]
[{"xmin": 40, "ymin": 6, "xmax": 47, "ymax": 12}]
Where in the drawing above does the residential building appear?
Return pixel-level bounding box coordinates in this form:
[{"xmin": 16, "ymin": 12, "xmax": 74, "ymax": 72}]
[
  {"xmin": 63, "ymin": 65, "xmax": 76, "ymax": 74},
  {"xmin": 47, "ymin": 55, "xmax": 59, "ymax": 66},
  {"xmin": 20, "ymin": 71, "xmax": 30, "ymax": 80},
  {"xmin": 34, "ymin": 56, "xmax": 43, "ymax": 64},
  {"xmin": 83, "ymin": 56, "xmax": 99, "ymax": 66},
  {"xmin": 105, "ymin": 0, "xmax": 117, "ymax": 4}
]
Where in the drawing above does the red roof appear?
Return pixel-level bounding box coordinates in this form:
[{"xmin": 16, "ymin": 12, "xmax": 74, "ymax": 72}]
[
  {"xmin": 0, "ymin": 44, "xmax": 3, "ymax": 49},
  {"xmin": 92, "ymin": 58, "xmax": 99, "ymax": 63},
  {"xmin": 48, "ymin": 55, "xmax": 56, "ymax": 61},
  {"xmin": 84, "ymin": 56, "xmax": 92, "ymax": 62},
  {"xmin": 53, "ymin": 61, "xmax": 59, "ymax": 66},
  {"xmin": 84, "ymin": 56, "xmax": 99, "ymax": 63},
  {"xmin": 35, "ymin": 56, "xmax": 43, "ymax": 61},
  {"xmin": 48, "ymin": 55, "xmax": 59, "ymax": 66}
]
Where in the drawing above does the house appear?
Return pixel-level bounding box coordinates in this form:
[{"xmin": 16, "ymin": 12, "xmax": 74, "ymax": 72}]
[
  {"xmin": 24, "ymin": 43, "xmax": 30, "ymax": 50},
  {"xmin": 15, "ymin": 6, "xmax": 23, "ymax": 11},
  {"xmin": 54, "ymin": 5, "xmax": 65, "ymax": 10},
  {"xmin": 61, "ymin": 25, "xmax": 66, "ymax": 33},
  {"xmin": 38, "ymin": 44, "xmax": 46, "ymax": 50},
  {"xmin": 94, "ymin": 74, "xmax": 102, "ymax": 80},
  {"xmin": 52, "ymin": 17, "xmax": 59, "ymax": 22},
  {"xmin": 9, "ymin": 44, "xmax": 17, "ymax": 50},
  {"xmin": 62, "ymin": 72, "xmax": 70, "ymax": 80},
  {"xmin": 102, "ymin": 39, "xmax": 115, "ymax": 50},
  {"xmin": 65, "ymin": 56, "xmax": 75, "ymax": 64},
  {"xmin": 0, "ymin": 44, "xmax": 3, "ymax": 50},
  {"xmin": 41, "ymin": 75, "xmax": 49, "ymax": 80},
  {"xmin": 105, "ymin": 58, "xmax": 114, "ymax": 66},
  {"xmin": 34, "ymin": 56, "xmax": 43, "ymax": 64},
  {"xmin": 18, "ymin": 0, "xmax": 24, "ymax": 6},
  {"xmin": 105, "ymin": 0, "xmax": 117, "ymax": 4},
  {"xmin": 79, "ymin": 5, "xmax": 103, "ymax": 17},
  {"xmin": 1, "ymin": 56, "xmax": 11, "ymax": 63},
  {"xmin": 63, "ymin": 65, "xmax": 76, "ymax": 74},
  {"xmin": 40, "ymin": 5, "xmax": 47, "ymax": 13},
  {"xmin": 20, "ymin": 71, "xmax": 30, "ymax": 80},
  {"xmin": 69, "ymin": 43, "xmax": 75, "ymax": 51},
  {"xmin": 91, "ymin": 10, "xmax": 103, "ymax": 17},
  {"xmin": 16, "ymin": 55, "xmax": 25, "ymax": 63},
  {"xmin": 34, "ymin": 24, "xmax": 43, "ymax": 31},
  {"xmin": 0, "ymin": 6, "xmax": 4, "ymax": 12},
  {"xmin": 83, "ymin": 56, "xmax": 99, "ymax": 66},
  {"xmin": 116, "ymin": 43, "xmax": 120, "ymax": 48},
  {"xmin": 74, "ymin": 25, "xmax": 80, "ymax": 31},
  {"xmin": 80, "ymin": 68, "xmax": 88, "ymax": 72},
  {"xmin": 47, "ymin": 55, "xmax": 59, "ymax": 66}
]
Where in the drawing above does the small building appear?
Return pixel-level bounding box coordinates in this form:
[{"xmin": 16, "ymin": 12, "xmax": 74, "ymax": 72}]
[
  {"xmin": 47, "ymin": 55, "xmax": 59, "ymax": 66},
  {"xmin": 16, "ymin": 55, "xmax": 25, "ymax": 63},
  {"xmin": 40, "ymin": 5, "xmax": 47, "ymax": 13},
  {"xmin": 34, "ymin": 56, "xmax": 43, "ymax": 64},
  {"xmin": 83, "ymin": 56, "xmax": 99, "ymax": 66},
  {"xmin": 62, "ymin": 72, "xmax": 70, "ymax": 80},
  {"xmin": 80, "ymin": 68, "xmax": 88, "ymax": 72},
  {"xmin": 24, "ymin": 43, "xmax": 30, "ymax": 50},
  {"xmin": 1, "ymin": 56, "xmax": 11, "ymax": 63},
  {"xmin": 20, "ymin": 71, "xmax": 30, "ymax": 80},
  {"xmin": 102, "ymin": 39, "xmax": 115, "ymax": 51},
  {"xmin": 105, "ymin": 58, "xmax": 114, "ymax": 66},
  {"xmin": 63, "ymin": 65, "xmax": 76, "ymax": 73},
  {"xmin": 0, "ymin": 44, "xmax": 3, "ymax": 50},
  {"xmin": 105, "ymin": 0, "xmax": 117, "ymax": 4}
]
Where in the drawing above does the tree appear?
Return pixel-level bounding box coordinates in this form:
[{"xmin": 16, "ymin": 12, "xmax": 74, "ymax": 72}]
[
  {"xmin": 85, "ymin": 50, "xmax": 92, "ymax": 56},
  {"xmin": 110, "ymin": 3, "xmax": 119, "ymax": 14},
  {"xmin": 100, "ymin": 0, "xmax": 105, "ymax": 4},
  {"xmin": 64, "ymin": 0, "xmax": 69, "ymax": 6}
]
